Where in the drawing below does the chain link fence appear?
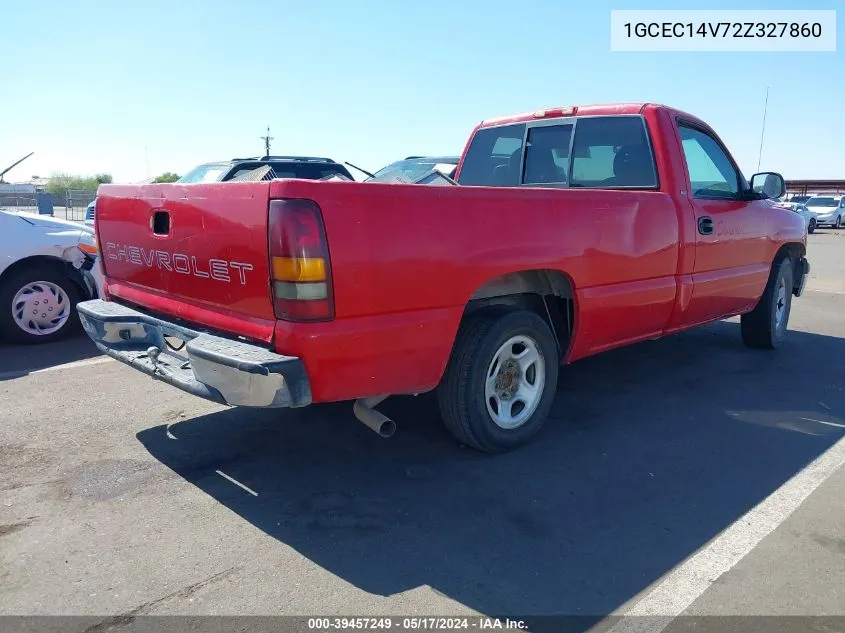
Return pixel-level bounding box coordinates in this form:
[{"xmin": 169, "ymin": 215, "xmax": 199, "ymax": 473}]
[
  {"xmin": 0, "ymin": 193, "xmax": 38, "ymax": 209},
  {"xmin": 0, "ymin": 190, "xmax": 97, "ymax": 221},
  {"xmin": 65, "ymin": 189, "xmax": 97, "ymax": 220}
]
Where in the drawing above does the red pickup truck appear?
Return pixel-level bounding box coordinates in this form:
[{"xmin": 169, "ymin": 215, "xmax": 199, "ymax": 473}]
[{"xmin": 78, "ymin": 103, "xmax": 809, "ymax": 453}]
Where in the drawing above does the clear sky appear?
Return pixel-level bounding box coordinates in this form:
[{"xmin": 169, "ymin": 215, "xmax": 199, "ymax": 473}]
[{"xmin": 2, "ymin": 0, "xmax": 842, "ymax": 183}]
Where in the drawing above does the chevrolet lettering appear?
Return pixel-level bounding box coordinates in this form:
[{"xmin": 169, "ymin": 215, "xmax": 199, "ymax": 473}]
[{"xmin": 105, "ymin": 242, "xmax": 254, "ymax": 284}]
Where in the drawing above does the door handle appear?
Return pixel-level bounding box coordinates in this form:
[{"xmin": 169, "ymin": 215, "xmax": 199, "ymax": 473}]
[{"xmin": 698, "ymin": 216, "xmax": 713, "ymax": 235}]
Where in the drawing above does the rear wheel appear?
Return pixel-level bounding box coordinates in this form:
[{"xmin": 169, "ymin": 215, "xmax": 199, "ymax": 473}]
[
  {"xmin": 808, "ymin": 218, "xmax": 816, "ymax": 234},
  {"xmin": 740, "ymin": 257, "xmax": 793, "ymax": 350},
  {"xmin": 0, "ymin": 265, "xmax": 82, "ymax": 345},
  {"xmin": 437, "ymin": 308, "xmax": 559, "ymax": 452}
]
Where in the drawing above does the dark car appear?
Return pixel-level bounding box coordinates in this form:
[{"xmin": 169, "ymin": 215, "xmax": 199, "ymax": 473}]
[
  {"xmin": 788, "ymin": 195, "xmax": 813, "ymax": 205},
  {"xmin": 367, "ymin": 156, "xmax": 461, "ymax": 184},
  {"xmin": 84, "ymin": 158, "xmax": 352, "ymax": 225},
  {"xmin": 177, "ymin": 156, "xmax": 354, "ymax": 184}
]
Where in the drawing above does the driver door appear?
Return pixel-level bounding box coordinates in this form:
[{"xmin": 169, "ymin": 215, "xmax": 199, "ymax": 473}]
[{"xmin": 679, "ymin": 122, "xmax": 773, "ymax": 326}]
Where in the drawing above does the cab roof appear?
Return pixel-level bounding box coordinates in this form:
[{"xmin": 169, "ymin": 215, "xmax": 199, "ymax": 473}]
[{"xmin": 479, "ymin": 103, "xmax": 707, "ymax": 129}]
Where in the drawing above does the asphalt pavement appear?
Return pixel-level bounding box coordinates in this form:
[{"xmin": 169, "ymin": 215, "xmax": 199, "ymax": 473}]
[{"xmin": 1, "ymin": 231, "xmax": 844, "ymax": 633}]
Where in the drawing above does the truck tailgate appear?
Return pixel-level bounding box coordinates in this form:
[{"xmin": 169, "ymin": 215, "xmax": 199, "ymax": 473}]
[{"xmin": 95, "ymin": 182, "xmax": 275, "ymax": 342}]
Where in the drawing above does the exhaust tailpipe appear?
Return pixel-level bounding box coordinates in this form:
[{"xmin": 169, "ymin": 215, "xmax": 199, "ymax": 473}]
[{"xmin": 353, "ymin": 395, "xmax": 396, "ymax": 438}]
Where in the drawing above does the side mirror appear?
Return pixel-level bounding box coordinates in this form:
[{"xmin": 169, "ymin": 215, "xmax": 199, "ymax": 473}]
[{"xmin": 750, "ymin": 172, "xmax": 786, "ymax": 200}]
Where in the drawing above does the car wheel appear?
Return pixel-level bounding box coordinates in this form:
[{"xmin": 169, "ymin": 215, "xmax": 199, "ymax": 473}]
[
  {"xmin": 437, "ymin": 307, "xmax": 559, "ymax": 452},
  {"xmin": 808, "ymin": 218, "xmax": 816, "ymax": 234},
  {"xmin": 740, "ymin": 257, "xmax": 794, "ymax": 350},
  {"xmin": 0, "ymin": 264, "xmax": 82, "ymax": 344},
  {"xmin": 837, "ymin": 215, "xmax": 843, "ymax": 229}
]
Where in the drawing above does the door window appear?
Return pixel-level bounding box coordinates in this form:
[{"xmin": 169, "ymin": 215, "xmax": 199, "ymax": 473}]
[{"xmin": 679, "ymin": 125, "xmax": 740, "ymax": 199}]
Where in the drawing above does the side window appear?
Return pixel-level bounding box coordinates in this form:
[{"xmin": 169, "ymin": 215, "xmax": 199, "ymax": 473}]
[
  {"xmin": 570, "ymin": 116, "xmax": 657, "ymax": 188},
  {"xmin": 523, "ymin": 124, "xmax": 573, "ymax": 185},
  {"xmin": 679, "ymin": 125, "xmax": 740, "ymax": 199},
  {"xmin": 457, "ymin": 124, "xmax": 525, "ymax": 187}
]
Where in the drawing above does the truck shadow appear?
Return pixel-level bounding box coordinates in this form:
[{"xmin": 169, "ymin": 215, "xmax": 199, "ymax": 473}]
[
  {"xmin": 137, "ymin": 320, "xmax": 844, "ymax": 625},
  {"xmin": 0, "ymin": 333, "xmax": 101, "ymax": 380}
]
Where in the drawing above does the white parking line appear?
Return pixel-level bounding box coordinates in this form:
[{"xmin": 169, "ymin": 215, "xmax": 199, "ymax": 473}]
[
  {"xmin": 0, "ymin": 356, "xmax": 115, "ymax": 380},
  {"xmin": 215, "ymin": 470, "xmax": 259, "ymax": 497},
  {"xmin": 805, "ymin": 283, "xmax": 845, "ymax": 295},
  {"xmin": 801, "ymin": 417, "xmax": 845, "ymax": 429},
  {"xmin": 605, "ymin": 434, "xmax": 845, "ymax": 633}
]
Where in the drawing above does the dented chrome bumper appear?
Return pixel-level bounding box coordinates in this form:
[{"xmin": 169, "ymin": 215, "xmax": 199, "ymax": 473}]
[{"xmin": 76, "ymin": 299, "xmax": 312, "ymax": 408}]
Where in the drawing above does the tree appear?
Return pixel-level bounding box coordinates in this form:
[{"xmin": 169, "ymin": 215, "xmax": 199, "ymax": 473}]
[
  {"xmin": 153, "ymin": 172, "xmax": 180, "ymax": 183},
  {"xmin": 46, "ymin": 171, "xmax": 114, "ymax": 198},
  {"xmin": 46, "ymin": 172, "xmax": 75, "ymax": 195}
]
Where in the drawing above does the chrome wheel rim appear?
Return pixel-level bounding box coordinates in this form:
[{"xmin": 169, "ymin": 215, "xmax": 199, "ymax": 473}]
[
  {"xmin": 12, "ymin": 281, "xmax": 71, "ymax": 336},
  {"xmin": 484, "ymin": 335, "xmax": 546, "ymax": 429},
  {"xmin": 774, "ymin": 276, "xmax": 788, "ymax": 333}
]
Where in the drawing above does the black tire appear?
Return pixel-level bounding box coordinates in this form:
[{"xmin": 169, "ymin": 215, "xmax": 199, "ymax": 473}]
[
  {"xmin": 0, "ymin": 264, "xmax": 82, "ymax": 345},
  {"xmin": 437, "ymin": 307, "xmax": 559, "ymax": 452},
  {"xmin": 740, "ymin": 257, "xmax": 794, "ymax": 350},
  {"xmin": 837, "ymin": 215, "xmax": 843, "ymax": 229},
  {"xmin": 808, "ymin": 219, "xmax": 816, "ymax": 234}
]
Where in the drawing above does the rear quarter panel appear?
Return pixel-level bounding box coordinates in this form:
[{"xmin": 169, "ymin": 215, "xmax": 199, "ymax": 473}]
[{"xmin": 270, "ymin": 179, "xmax": 681, "ymax": 401}]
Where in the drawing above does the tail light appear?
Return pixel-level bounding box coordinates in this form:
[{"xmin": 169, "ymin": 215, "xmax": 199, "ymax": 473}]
[{"xmin": 268, "ymin": 198, "xmax": 334, "ymax": 322}]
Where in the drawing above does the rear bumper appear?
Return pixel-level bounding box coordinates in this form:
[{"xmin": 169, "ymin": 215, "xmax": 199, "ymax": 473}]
[
  {"xmin": 77, "ymin": 299, "xmax": 312, "ymax": 408},
  {"xmin": 794, "ymin": 257, "xmax": 810, "ymax": 298}
]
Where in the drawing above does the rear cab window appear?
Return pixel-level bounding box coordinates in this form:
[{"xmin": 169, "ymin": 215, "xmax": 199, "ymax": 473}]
[
  {"xmin": 523, "ymin": 124, "xmax": 573, "ymax": 185},
  {"xmin": 457, "ymin": 124, "xmax": 526, "ymax": 187},
  {"xmin": 457, "ymin": 115, "xmax": 657, "ymax": 189},
  {"xmin": 569, "ymin": 117, "xmax": 657, "ymax": 188}
]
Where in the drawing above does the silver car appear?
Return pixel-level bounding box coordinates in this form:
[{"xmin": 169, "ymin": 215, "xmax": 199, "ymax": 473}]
[
  {"xmin": 793, "ymin": 202, "xmax": 817, "ymax": 234},
  {"xmin": 775, "ymin": 200, "xmax": 816, "ymax": 234},
  {"xmin": 804, "ymin": 195, "xmax": 845, "ymax": 228}
]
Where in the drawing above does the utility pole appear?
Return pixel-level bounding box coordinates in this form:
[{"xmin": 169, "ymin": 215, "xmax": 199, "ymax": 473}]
[
  {"xmin": 756, "ymin": 86, "xmax": 770, "ymax": 172},
  {"xmin": 260, "ymin": 127, "xmax": 274, "ymax": 156}
]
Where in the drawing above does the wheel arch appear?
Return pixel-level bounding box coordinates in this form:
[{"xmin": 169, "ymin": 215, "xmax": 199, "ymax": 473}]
[
  {"xmin": 774, "ymin": 242, "xmax": 805, "ymax": 262},
  {"xmin": 460, "ymin": 269, "xmax": 577, "ymax": 363},
  {"xmin": 772, "ymin": 242, "xmax": 806, "ymax": 296},
  {"xmin": 0, "ymin": 255, "xmax": 90, "ymax": 298}
]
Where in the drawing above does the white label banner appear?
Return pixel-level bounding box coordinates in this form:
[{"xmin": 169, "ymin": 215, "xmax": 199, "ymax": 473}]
[{"xmin": 610, "ymin": 10, "xmax": 836, "ymax": 51}]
